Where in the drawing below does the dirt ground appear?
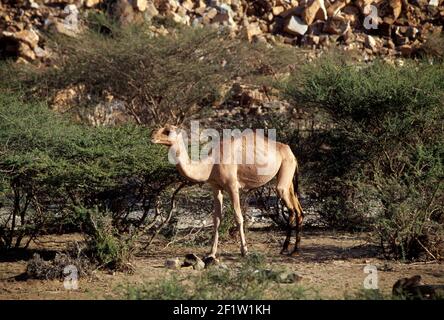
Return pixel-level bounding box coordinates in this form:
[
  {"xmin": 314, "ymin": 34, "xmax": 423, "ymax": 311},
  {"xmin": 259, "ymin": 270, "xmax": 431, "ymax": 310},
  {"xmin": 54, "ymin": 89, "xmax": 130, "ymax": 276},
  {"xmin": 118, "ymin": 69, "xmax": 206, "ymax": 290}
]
[{"xmin": 0, "ymin": 229, "xmax": 443, "ymax": 300}]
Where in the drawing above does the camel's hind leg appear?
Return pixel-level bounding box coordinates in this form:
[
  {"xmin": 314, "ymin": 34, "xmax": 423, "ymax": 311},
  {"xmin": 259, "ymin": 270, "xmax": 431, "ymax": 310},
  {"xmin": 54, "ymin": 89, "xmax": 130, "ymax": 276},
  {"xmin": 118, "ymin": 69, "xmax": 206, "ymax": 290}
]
[
  {"xmin": 228, "ymin": 185, "xmax": 248, "ymax": 257},
  {"xmin": 276, "ymin": 151, "xmax": 303, "ymax": 256},
  {"xmin": 289, "ymin": 183, "xmax": 304, "ymax": 255}
]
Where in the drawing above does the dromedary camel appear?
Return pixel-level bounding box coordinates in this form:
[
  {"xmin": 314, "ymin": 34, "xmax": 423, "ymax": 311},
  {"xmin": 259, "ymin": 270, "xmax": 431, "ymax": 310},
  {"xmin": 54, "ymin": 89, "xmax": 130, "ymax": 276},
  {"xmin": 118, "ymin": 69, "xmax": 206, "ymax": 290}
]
[{"xmin": 151, "ymin": 125, "xmax": 304, "ymax": 257}]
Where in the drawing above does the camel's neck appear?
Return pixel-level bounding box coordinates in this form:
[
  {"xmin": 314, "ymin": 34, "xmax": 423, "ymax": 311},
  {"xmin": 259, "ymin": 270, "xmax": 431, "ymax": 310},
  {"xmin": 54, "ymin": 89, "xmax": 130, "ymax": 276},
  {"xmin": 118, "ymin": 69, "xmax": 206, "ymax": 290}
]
[{"xmin": 170, "ymin": 136, "xmax": 213, "ymax": 183}]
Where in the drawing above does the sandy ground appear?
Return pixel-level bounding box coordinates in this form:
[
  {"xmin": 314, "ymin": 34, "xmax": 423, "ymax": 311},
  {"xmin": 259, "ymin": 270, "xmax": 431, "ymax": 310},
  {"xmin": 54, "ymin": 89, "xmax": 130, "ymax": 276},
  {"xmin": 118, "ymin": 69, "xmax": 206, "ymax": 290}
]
[{"xmin": 0, "ymin": 229, "xmax": 443, "ymax": 300}]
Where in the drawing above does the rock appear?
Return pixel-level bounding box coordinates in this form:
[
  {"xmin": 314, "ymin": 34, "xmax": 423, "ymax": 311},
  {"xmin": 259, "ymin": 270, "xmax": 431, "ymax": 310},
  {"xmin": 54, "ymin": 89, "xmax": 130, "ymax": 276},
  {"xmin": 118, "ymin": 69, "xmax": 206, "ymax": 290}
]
[
  {"xmin": 194, "ymin": 259, "xmax": 206, "ymax": 270},
  {"xmin": 304, "ymin": 34, "xmax": 320, "ymax": 46},
  {"xmin": 203, "ymin": 256, "xmax": 220, "ymax": 268},
  {"xmin": 272, "ymin": 6, "xmax": 285, "ymax": 15},
  {"xmin": 428, "ymin": 0, "xmax": 439, "ymax": 6},
  {"xmin": 134, "ymin": 0, "xmax": 147, "ymax": 12},
  {"xmin": 2, "ymin": 29, "xmax": 39, "ymax": 49},
  {"xmin": 243, "ymin": 21, "xmax": 262, "ymax": 41},
  {"xmin": 182, "ymin": 253, "xmax": 205, "ymax": 270},
  {"xmin": 195, "ymin": 5, "xmax": 207, "ymax": 16},
  {"xmin": 171, "ymin": 12, "xmax": 190, "ymax": 24},
  {"xmin": 276, "ymin": 271, "xmax": 303, "ymax": 283},
  {"xmin": 399, "ymin": 44, "xmax": 413, "ymax": 57},
  {"xmin": 302, "ymin": 0, "xmax": 327, "ymax": 25},
  {"xmin": 394, "ymin": 27, "xmax": 409, "ymax": 45},
  {"xmin": 114, "ymin": 0, "xmax": 137, "ymax": 26},
  {"xmin": 284, "ymin": 16, "xmax": 308, "ymax": 36},
  {"xmin": 365, "ymin": 34, "xmax": 377, "ymax": 51},
  {"xmin": 47, "ymin": 4, "xmax": 82, "ymax": 36},
  {"xmin": 323, "ymin": 15, "xmax": 349, "ymax": 34},
  {"xmin": 85, "ymin": 0, "xmax": 101, "ymax": 8},
  {"xmin": 51, "ymin": 20, "xmax": 80, "ymax": 37},
  {"xmin": 393, "ymin": 275, "xmax": 444, "ymax": 299},
  {"xmin": 34, "ymin": 46, "xmax": 50, "ymax": 59},
  {"xmin": 213, "ymin": 12, "xmax": 230, "ymax": 24},
  {"xmin": 279, "ymin": 6, "xmax": 304, "ymax": 18},
  {"xmin": 327, "ymin": 0, "xmax": 350, "ymax": 17},
  {"xmin": 342, "ymin": 5, "xmax": 361, "ymax": 26},
  {"xmin": 205, "ymin": 8, "xmax": 218, "ymax": 20},
  {"xmin": 181, "ymin": 0, "xmax": 195, "ymax": 11},
  {"xmin": 355, "ymin": 0, "xmax": 375, "ymax": 13},
  {"xmin": 254, "ymin": 269, "xmax": 302, "ymax": 283},
  {"xmin": 29, "ymin": 0, "xmax": 40, "ymax": 9},
  {"xmin": 165, "ymin": 258, "xmax": 182, "ymax": 269},
  {"xmin": 145, "ymin": 2, "xmax": 159, "ymax": 19},
  {"xmin": 18, "ymin": 42, "xmax": 36, "ymax": 61},
  {"xmin": 389, "ymin": 0, "xmax": 402, "ymax": 21}
]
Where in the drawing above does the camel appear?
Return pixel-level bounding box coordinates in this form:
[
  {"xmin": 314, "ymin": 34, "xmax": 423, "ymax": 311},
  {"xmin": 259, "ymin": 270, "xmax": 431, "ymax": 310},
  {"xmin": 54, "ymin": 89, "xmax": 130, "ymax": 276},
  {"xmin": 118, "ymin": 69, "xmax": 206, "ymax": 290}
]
[{"xmin": 151, "ymin": 125, "xmax": 304, "ymax": 257}]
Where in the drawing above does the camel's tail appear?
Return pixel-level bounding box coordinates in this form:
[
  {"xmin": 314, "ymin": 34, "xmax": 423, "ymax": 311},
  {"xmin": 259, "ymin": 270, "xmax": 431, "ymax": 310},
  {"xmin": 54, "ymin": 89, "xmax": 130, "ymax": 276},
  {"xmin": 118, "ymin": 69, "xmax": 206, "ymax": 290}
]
[{"xmin": 290, "ymin": 159, "xmax": 303, "ymax": 218}]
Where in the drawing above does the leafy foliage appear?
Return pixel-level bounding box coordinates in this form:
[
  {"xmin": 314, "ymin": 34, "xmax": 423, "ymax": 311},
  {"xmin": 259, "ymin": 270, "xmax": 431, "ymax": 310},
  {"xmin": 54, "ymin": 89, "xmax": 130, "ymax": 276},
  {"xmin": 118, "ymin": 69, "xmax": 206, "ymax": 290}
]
[
  {"xmin": 284, "ymin": 56, "xmax": 444, "ymax": 260},
  {"xmin": 0, "ymin": 94, "xmax": 179, "ymax": 256}
]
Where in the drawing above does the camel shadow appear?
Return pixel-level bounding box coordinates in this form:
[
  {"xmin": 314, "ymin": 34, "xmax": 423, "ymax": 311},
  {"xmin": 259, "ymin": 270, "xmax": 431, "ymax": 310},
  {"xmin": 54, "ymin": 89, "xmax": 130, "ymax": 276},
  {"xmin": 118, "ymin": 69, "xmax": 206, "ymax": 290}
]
[
  {"xmin": 0, "ymin": 248, "xmax": 58, "ymax": 263},
  {"xmin": 289, "ymin": 243, "xmax": 380, "ymax": 263}
]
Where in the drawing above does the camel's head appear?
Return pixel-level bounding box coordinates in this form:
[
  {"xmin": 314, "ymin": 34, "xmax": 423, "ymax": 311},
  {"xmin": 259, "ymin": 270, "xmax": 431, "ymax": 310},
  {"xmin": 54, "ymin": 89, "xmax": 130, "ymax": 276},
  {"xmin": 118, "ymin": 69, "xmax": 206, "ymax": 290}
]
[{"xmin": 151, "ymin": 125, "xmax": 180, "ymax": 146}]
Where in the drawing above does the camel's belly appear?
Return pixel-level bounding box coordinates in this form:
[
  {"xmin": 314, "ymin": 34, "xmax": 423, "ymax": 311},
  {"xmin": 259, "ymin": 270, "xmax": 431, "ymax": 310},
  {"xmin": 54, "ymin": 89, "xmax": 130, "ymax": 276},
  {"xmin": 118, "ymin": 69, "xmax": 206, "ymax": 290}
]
[{"xmin": 237, "ymin": 164, "xmax": 280, "ymax": 189}]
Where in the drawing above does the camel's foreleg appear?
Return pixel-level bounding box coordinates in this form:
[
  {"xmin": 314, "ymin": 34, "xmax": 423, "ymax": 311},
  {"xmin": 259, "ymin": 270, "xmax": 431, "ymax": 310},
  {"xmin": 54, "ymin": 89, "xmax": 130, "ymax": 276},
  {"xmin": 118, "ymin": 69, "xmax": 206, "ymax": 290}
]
[
  {"xmin": 209, "ymin": 188, "xmax": 223, "ymax": 258},
  {"xmin": 228, "ymin": 186, "xmax": 248, "ymax": 256}
]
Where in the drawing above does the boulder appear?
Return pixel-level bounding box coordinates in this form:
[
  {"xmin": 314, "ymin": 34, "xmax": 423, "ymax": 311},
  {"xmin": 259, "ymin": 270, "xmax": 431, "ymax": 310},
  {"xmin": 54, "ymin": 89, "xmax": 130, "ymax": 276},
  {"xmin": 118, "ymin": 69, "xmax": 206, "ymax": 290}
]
[
  {"xmin": 323, "ymin": 15, "xmax": 349, "ymax": 34},
  {"xmin": 327, "ymin": 0, "xmax": 350, "ymax": 17},
  {"xmin": 165, "ymin": 258, "xmax": 182, "ymax": 269},
  {"xmin": 2, "ymin": 29, "xmax": 39, "ymax": 49},
  {"xmin": 284, "ymin": 15, "xmax": 308, "ymax": 36},
  {"xmin": 365, "ymin": 34, "xmax": 377, "ymax": 51},
  {"xmin": 393, "ymin": 275, "xmax": 444, "ymax": 299},
  {"xmin": 85, "ymin": 0, "xmax": 101, "ymax": 8},
  {"xmin": 181, "ymin": 0, "xmax": 195, "ymax": 11},
  {"xmin": 302, "ymin": 0, "xmax": 327, "ymax": 25},
  {"xmin": 272, "ymin": 6, "xmax": 285, "ymax": 15},
  {"xmin": 182, "ymin": 254, "xmax": 205, "ymax": 271},
  {"xmin": 18, "ymin": 42, "xmax": 36, "ymax": 61},
  {"xmin": 389, "ymin": 0, "xmax": 402, "ymax": 21},
  {"xmin": 134, "ymin": 0, "xmax": 148, "ymax": 12},
  {"xmin": 205, "ymin": 8, "xmax": 219, "ymax": 20},
  {"xmin": 243, "ymin": 20, "xmax": 263, "ymax": 41},
  {"xmin": 203, "ymin": 256, "xmax": 220, "ymax": 268},
  {"xmin": 145, "ymin": 2, "xmax": 159, "ymax": 19}
]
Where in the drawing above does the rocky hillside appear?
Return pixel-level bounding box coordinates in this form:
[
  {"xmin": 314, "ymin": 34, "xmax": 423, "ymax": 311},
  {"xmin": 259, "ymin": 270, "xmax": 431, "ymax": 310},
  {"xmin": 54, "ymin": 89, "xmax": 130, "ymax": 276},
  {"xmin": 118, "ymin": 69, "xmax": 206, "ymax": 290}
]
[{"xmin": 1, "ymin": 0, "xmax": 443, "ymax": 64}]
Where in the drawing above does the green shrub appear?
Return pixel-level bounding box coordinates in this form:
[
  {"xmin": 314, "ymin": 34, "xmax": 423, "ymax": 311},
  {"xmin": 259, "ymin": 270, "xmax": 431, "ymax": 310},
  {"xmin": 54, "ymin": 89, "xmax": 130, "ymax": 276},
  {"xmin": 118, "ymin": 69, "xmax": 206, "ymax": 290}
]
[
  {"xmin": 285, "ymin": 57, "xmax": 444, "ymax": 125},
  {"xmin": 0, "ymin": 93, "xmax": 178, "ymax": 252},
  {"xmin": 6, "ymin": 20, "xmax": 299, "ymax": 126},
  {"xmin": 418, "ymin": 33, "xmax": 444, "ymax": 61},
  {"xmin": 284, "ymin": 56, "xmax": 444, "ymax": 260},
  {"xmin": 80, "ymin": 206, "xmax": 137, "ymax": 271}
]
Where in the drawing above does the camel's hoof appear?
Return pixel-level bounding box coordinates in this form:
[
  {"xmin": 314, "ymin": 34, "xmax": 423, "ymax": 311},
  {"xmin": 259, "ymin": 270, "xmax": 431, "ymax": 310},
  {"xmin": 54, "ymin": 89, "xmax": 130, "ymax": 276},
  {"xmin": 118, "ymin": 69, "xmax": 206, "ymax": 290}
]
[
  {"xmin": 241, "ymin": 249, "xmax": 249, "ymax": 257},
  {"xmin": 289, "ymin": 250, "xmax": 301, "ymax": 257},
  {"xmin": 280, "ymin": 248, "xmax": 290, "ymax": 255},
  {"xmin": 203, "ymin": 256, "xmax": 219, "ymax": 268}
]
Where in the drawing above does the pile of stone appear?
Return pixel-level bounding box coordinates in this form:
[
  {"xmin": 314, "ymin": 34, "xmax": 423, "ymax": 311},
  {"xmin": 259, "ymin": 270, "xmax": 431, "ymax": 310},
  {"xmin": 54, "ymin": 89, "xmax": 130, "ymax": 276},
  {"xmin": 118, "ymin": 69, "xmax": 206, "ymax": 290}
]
[
  {"xmin": 0, "ymin": 0, "xmax": 87, "ymax": 62},
  {"xmin": 1, "ymin": 0, "xmax": 443, "ymax": 62},
  {"xmin": 124, "ymin": 0, "xmax": 444, "ymax": 57},
  {"xmin": 165, "ymin": 253, "xmax": 219, "ymax": 270}
]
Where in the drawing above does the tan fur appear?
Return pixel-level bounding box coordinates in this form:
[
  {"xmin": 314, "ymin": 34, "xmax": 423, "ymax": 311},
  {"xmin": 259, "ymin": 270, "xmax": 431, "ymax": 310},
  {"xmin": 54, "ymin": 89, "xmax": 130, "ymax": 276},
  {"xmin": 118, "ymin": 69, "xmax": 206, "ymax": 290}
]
[{"xmin": 152, "ymin": 125, "xmax": 304, "ymax": 257}]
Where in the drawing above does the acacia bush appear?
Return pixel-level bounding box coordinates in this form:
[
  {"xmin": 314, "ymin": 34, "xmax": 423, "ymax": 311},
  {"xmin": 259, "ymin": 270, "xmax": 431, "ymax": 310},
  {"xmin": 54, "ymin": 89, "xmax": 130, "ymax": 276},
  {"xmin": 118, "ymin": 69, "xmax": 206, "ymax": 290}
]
[
  {"xmin": 284, "ymin": 56, "xmax": 444, "ymax": 260},
  {"xmin": 6, "ymin": 15, "xmax": 298, "ymax": 126},
  {"xmin": 0, "ymin": 94, "xmax": 179, "ymax": 265}
]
